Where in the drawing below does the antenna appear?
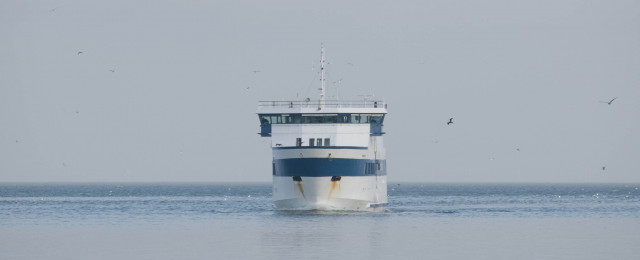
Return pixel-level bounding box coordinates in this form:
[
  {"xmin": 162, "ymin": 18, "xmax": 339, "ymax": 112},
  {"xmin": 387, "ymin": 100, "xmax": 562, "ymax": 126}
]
[{"xmin": 318, "ymin": 45, "xmax": 326, "ymax": 110}]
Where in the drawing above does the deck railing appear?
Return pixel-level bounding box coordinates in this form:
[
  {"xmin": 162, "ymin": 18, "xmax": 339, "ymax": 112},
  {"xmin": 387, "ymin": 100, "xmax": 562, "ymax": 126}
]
[{"xmin": 258, "ymin": 100, "xmax": 386, "ymax": 109}]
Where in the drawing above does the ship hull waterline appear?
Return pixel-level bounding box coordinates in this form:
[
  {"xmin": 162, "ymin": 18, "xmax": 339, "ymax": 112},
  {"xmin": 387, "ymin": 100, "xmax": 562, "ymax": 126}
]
[{"xmin": 272, "ymin": 175, "xmax": 388, "ymax": 211}]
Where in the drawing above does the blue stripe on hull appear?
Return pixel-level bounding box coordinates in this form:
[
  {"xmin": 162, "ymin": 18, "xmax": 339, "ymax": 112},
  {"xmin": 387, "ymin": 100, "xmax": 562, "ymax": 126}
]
[{"xmin": 273, "ymin": 158, "xmax": 387, "ymax": 177}]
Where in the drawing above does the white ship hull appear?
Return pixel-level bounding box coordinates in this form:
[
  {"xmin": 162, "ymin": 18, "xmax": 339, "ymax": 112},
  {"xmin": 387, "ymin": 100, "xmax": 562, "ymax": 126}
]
[{"xmin": 273, "ymin": 176, "xmax": 387, "ymax": 210}]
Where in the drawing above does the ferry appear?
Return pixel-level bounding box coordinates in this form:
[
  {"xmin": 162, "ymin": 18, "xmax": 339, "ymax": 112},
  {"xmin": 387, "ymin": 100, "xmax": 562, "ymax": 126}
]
[{"xmin": 257, "ymin": 47, "xmax": 388, "ymax": 210}]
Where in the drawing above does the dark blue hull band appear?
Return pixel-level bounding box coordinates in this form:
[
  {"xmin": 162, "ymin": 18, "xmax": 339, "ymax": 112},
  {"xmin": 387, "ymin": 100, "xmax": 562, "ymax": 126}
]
[{"xmin": 273, "ymin": 158, "xmax": 387, "ymax": 177}]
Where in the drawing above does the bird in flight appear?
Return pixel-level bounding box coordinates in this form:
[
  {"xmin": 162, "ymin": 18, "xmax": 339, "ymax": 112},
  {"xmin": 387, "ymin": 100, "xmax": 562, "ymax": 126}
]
[
  {"xmin": 77, "ymin": 51, "xmax": 83, "ymax": 55},
  {"xmin": 600, "ymin": 97, "xmax": 617, "ymax": 105},
  {"xmin": 109, "ymin": 69, "xmax": 115, "ymax": 73},
  {"xmin": 50, "ymin": 6, "xmax": 64, "ymax": 12},
  {"xmin": 251, "ymin": 70, "xmax": 261, "ymax": 73},
  {"xmin": 447, "ymin": 118, "xmax": 453, "ymax": 125}
]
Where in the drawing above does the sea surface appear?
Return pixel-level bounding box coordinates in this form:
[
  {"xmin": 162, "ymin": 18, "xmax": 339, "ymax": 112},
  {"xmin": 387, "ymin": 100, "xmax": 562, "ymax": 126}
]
[{"xmin": 1, "ymin": 183, "xmax": 639, "ymax": 259}]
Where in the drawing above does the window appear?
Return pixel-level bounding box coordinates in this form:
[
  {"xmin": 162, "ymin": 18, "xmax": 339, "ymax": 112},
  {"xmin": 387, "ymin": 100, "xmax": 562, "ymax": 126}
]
[
  {"xmin": 324, "ymin": 115, "xmax": 337, "ymax": 123},
  {"xmin": 303, "ymin": 116, "xmax": 313, "ymax": 124},
  {"xmin": 292, "ymin": 114, "xmax": 302, "ymax": 123},
  {"xmin": 324, "ymin": 138, "xmax": 330, "ymax": 146},
  {"xmin": 296, "ymin": 138, "xmax": 302, "ymax": 147},
  {"xmin": 361, "ymin": 114, "xmax": 371, "ymax": 123},
  {"xmin": 282, "ymin": 115, "xmax": 292, "ymax": 124},
  {"xmin": 309, "ymin": 138, "xmax": 315, "ymax": 147},
  {"xmin": 260, "ymin": 115, "xmax": 271, "ymax": 124},
  {"xmin": 317, "ymin": 138, "xmax": 322, "ymax": 146},
  {"xmin": 371, "ymin": 115, "xmax": 384, "ymax": 124},
  {"xmin": 351, "ymin": 114, "xmax": 360, "ymax": 123},
  {"xmin": 364, "ymin": 161, "xmax": 382, "ymax": 175},
  {"xmin": 312, "ymin": 115, "xmax": 324, "ymax": 123},
  {"xmin": 259, "ymin": 113, "xmax": 384, "ymax": 125}
]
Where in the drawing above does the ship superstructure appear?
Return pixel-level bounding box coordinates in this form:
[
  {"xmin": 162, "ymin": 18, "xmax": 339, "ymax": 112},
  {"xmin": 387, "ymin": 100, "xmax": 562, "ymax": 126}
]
[{"xmin": 257, "ymin": 48, "xmax": 388, "ymax": 210}]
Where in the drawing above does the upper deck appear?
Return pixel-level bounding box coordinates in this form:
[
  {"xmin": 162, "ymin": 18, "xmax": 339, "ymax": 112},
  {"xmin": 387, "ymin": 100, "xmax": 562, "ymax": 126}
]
[
  {"xmin": 257, "ymin": 99, "xmax": 388, "ymax": 138},
  {"xmin": 257, "ymin": 99, "xmax": 388, "ymax": 114}
]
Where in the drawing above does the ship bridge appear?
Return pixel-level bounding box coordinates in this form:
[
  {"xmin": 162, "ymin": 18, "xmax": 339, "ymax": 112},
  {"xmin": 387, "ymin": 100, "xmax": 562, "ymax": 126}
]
[{"xmin": 257, "ymin": 99, "xmax": 388, "ymax": 141}]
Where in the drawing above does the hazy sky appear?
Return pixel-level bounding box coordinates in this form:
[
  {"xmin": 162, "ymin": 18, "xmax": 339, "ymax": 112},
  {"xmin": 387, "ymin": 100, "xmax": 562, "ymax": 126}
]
[{"xmin": 2, "ymin": 0, "xmax": 639, "ymax": 182}]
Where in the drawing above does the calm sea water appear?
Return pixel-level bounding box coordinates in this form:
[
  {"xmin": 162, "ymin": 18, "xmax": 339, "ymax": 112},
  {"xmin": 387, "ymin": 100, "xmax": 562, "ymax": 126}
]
[{"xmin": 1, "ymin": 183, "xmax": 639, "ymax": 259}]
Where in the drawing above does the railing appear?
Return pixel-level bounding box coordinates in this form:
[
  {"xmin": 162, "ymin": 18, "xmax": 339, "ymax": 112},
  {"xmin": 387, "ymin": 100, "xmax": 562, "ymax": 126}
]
[{"xmin": 258, "ymin": 99, "xmax": 387, "ymax": 109}]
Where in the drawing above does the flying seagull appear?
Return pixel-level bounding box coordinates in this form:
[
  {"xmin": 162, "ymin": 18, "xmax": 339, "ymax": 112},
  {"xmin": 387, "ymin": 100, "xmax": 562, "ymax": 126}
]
[
  {"xmin": 600, "ymin": 97, "xmax": 617, "ymax": 105},
  {"xmin": 77, "ymin": 51, "xmax": 83, "ymax": 55},
  {"xmin": 447, "ymin": 118, "xmax": 453, "ymax": 125},
  {"xmin": 109, "ymin": 69, "xmax": 115, "ymax": 73}
]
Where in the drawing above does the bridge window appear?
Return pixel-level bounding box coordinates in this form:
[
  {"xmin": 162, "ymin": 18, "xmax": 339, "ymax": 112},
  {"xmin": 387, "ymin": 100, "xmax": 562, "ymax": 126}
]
[
  {"xmin": 317, "ymin": 138, "xmax": 322, "ymax": 146},
  {"xmin": 260, "ymin": 115, "xmax": 271, "ymax": 124},
  {"xmin": 325, "ymin": 115, "xmax": 337, "ymax": 123},
  {"xmin": 282, "ymin": 115, "xmax": 292, "ymax": 124},
  {"xmin": 360, "ymin": 114, "xmax": 372, "ymax": 123},
  {"xmin": 309, "ymin": 138, "xmax": 315, "ymax": 147},
  {"xmin": 324, "ymin": 138, "xmax": 330, "ymax": 146},
  {"xmin": 296, "ymin": 138, "xmax": 302, "ymax": 147},
  {"xmin": 312, "ymin": 115, "xmax": 324, "ymax": 123},
  {"xmin": 371, "ymin": 115, "xmax": 384, "ymax": 124},
  {"xmin": 259, "ymin": 114, "xmax": 384, "ymax": 125},
  {"xmin": 292, "ymin": 115, "xmax": 302, "ymax": 123},
  {"xmin": 303, "ymin": 116, "xmax": 313, "ymax": 124}
]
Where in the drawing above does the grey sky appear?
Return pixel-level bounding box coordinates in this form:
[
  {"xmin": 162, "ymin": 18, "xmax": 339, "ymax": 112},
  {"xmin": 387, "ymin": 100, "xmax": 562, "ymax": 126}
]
[{"xmin": 2, "ymin": 0, "xmax": 639, "ymax": 182}]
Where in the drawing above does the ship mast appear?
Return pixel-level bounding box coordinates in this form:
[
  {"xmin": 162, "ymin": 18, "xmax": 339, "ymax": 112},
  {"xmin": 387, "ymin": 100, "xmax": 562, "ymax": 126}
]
[{"xmin": 318, "ymin": 46, "xmax": 326, "ymax": 110}]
